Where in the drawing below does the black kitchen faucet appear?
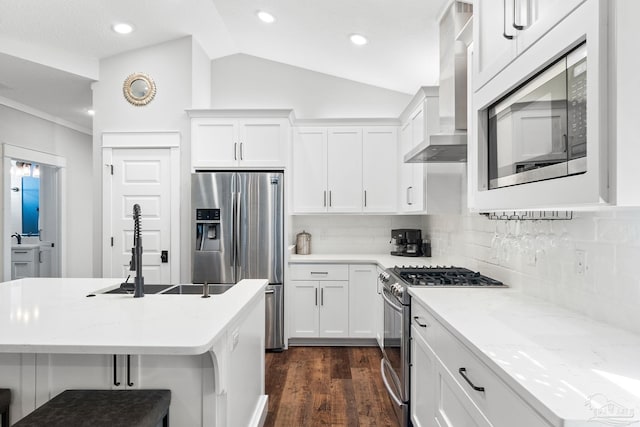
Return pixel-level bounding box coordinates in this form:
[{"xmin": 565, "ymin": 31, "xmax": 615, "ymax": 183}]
[
  {"xmin": 120, "ymin": 204, "xmax": 144, "ymax": 297},
  {"xmin": 11, "ymin": 233, "xmax": 21, "ymax": 244}
]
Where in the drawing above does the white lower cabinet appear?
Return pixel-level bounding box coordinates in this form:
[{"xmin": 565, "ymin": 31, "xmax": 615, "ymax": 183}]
[
  {"xmin": 348, "ymin": 265, "xmax": 377, "ymax": 338},
  {"xmin": 290, "ymin": 280, "xmax": 349, "ymax": 338},
  {"xmin": 375, "ymin": 267, "xmax": 385, "ymax": 349},
  {"xmin": 33, "ymin": 352, "xmax": 205, "ymax": 426},
  {"xmin": 289, "ymin": 263, "xmax": 380, "ymax": 341},
  {"xmin": 11, "ymin": 247, "xmax": 39, "ymax": 279},
  {"xmin": 410, "ymin": 327, "xmax": 437, "ymax": 427},
  {"xmin": 411, "ymin": 299, "xmax": 552, "ymax": 427}
]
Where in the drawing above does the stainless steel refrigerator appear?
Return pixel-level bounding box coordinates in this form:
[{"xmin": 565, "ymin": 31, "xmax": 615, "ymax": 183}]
[{"xmin": 192, "ymin": 172, "xmax": 284, "ymax": 350}]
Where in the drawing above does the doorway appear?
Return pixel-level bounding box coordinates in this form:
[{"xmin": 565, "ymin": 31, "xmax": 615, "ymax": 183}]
[
  {"xmin": 101, "ymin": 132, "xmax": 180, "ymax": 285},
  {"xmin": 3, "ymin": 144, "xmax": 65, "ymax": 281}
]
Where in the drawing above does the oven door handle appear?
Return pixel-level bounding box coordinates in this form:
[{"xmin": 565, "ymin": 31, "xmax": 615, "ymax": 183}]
[
  {"xmin": 380, "ymin": 358, "xmax": 404, "ymax": 407},
  {"xmin": 382, "ymin": 288, "xmax": 403, "ymax": 313}
]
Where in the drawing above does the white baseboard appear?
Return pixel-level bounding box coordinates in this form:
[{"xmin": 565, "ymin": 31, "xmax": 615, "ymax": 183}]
[{"xmin": 249, "ymin": 395, "xmax": 269, "ymax": 427}]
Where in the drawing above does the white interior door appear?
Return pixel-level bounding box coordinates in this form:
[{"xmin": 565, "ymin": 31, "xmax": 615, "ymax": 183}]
[
  {"xmin": 39, "ymin": 164, "xmax": 60, "ymax": 277},
  {"xmin": 104, "ymin": 148, "xmax": 172, "ymax": 284}
]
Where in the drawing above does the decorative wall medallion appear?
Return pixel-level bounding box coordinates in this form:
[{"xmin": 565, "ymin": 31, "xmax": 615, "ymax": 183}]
[{"xmin": 123, "ymin": 72, "xmax": 156, "ymax": 106}]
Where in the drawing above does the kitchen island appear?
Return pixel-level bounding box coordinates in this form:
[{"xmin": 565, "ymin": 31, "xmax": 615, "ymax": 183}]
[{"xmin": 0, "ymin": 277, "xmax": 267, "ymax": 426}]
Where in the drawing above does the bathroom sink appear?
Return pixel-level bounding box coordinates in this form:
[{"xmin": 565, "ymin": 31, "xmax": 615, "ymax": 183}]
[
  {"xmin": 103, "ymin": 284, "xmax": 174, "ymax": 294},
  {"xmin": 161, "ymin": 284, "xmax": 233, "ymax": 295}
]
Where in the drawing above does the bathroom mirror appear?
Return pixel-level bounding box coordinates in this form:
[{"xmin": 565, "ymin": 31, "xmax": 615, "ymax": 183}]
[
  {"xmin": 10, "ymin": 161, "xmax": 40, "ymax": 236},
  {"xmin": 123, "ymin": 72, "xmax": 156, "ymax": 106}
]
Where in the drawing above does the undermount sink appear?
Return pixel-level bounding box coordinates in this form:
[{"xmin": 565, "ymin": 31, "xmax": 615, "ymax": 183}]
[
  {"xmin": 161, "ymin": 284, "xmax": 233, "ymax": 295},
  {"xmin": 103, "ymin": 284, "xmax": 174, "ymax": 294}
]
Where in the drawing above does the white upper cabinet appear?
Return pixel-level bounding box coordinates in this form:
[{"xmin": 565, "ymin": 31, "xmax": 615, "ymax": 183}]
[
  {"xmin": 473, "ymin": 0, "xmax": 586, "ymax": 91},
  {"xmin": 239, "ymin": 119, "xmax": 287, "ymax": 167},
  {"xmin": 362, "ymin": 127, "xmax": 397, "ymax": 212},
  {"xmin": 191, "ymin": 119, "xmax": 237, "ymax": 168},
  {"xmin": 292, "ymin": 128, "xmax": 328, "ymax": 213},
  {"xmin": 327, "ymin": 128, "xmax": 363, "ymax": 213},
  {"xmin": 399, "ymin": 121, "xmax": 424, "ymax": 212},
  {"xmin": 292, "ymin": 125, "xmax": 398, "ymax": 214},
  {"xmin": 473, "ymin": 0, "xmax": 518, "ymax": 91},
  {"xmin": 515, "ymin": 0, "xmax": 586, "ymax": 54},
  {"xmin": 189, "ymin": 112, "xmax": 289, "ymax": 170}
]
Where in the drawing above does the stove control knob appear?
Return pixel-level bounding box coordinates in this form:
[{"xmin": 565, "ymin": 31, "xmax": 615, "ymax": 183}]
[{"xmin": 391, "ymin": 283, "xmax": 403, "ymax": 296}]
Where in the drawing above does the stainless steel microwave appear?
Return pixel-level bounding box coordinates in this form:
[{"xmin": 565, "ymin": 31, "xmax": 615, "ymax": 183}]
[{"xmin": 487, "ymin": 43, "xmax": 587, "ymax": 189}]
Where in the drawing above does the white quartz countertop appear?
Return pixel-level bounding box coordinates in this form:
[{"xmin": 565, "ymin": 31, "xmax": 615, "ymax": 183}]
[
  {"xmin": 409, "ymin": 287, "xmax": 640, "ymax": 426},
  {"xmin": 288, "ymin": 253, "xmax": 448, "ymax": 269},
  {"xmin": 0, "ymin": 278, "xmax": 267, "ymax": 356}
]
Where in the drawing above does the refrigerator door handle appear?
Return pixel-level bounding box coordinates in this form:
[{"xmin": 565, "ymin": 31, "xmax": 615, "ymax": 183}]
[
  {"xmin": 236, "ymin": 190, "xmax": 242, "ymax": 271},
  {"xmin": 231, "ymin": 190, "xmax": 236, "ymax": 269}
]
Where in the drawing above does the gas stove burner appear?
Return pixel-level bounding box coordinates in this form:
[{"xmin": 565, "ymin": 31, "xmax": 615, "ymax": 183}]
[{"xmin": 392, "ymin": 265, "xmax": 505, "ymax": 287}]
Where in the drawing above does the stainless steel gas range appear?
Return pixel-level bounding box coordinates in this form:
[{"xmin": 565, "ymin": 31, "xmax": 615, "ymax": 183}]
[{"xmin": 379, "ymin": 266, "xmax": 506, "ymax": 427}]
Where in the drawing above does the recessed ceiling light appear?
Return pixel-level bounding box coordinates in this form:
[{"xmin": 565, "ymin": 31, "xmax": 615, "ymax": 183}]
[
  {"xmin": 257, "ymin": 11, "xmax": 275, "ymax": 24},
  {"xmin": 350, "ymin": 34, "xmax": 368, "ymax": 46},
  {"xmin": 112, "ymin": 23, "xmax": 134, "ymax": 35},
  {"xmin": 87, "ymin": 109, "xmax": 95, "ymax": 116}
]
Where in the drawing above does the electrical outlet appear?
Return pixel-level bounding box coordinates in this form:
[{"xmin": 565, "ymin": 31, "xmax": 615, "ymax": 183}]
[{"xmin": 575, "ymin": 250, "xmax": 586, "ymax": 275}]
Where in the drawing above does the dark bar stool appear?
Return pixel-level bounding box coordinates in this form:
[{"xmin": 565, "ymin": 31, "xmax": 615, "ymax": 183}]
[
  {"xmin": 0, "ymin": 389, "xmax": 10, "ymax": 427},
  {"xmin": 14, "ymin": 389, "xmax": 170, "ymax": 427}
]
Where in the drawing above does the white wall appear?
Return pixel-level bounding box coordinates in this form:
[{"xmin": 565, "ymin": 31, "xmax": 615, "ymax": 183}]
[
  {"xmin": 191, "ymin": 41, "xmax": 211, "ymax": 109},
  {"xmin": 291, "ymin": 215, "xmax": 422, "ymax": 254},
  {"xmin": 0, "ymin": 105, "xmax": 93, "ymax": 278},
  {"xmin": 424, "ymin": 209, "xmax": 640, "ymax": 336},
  {"xmin": 210, "ymin": 54, "xmax": 412, "ymax": 118}
]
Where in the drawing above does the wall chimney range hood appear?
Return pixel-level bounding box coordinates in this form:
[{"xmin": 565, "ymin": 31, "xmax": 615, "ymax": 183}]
[{"xmin": 405, "ymin": 1, "xmax": 472, "ymax": 163}]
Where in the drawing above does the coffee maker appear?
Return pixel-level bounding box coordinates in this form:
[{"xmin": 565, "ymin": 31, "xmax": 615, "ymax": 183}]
[{"xmin": 390, "ymin": 229, "xmax": 423, "ymax": 257}]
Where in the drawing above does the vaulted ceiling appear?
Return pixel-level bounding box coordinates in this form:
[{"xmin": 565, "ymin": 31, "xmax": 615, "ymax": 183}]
[{"xmin": 0, "ymin": 0, "xmax": 449, "ymax": 131}]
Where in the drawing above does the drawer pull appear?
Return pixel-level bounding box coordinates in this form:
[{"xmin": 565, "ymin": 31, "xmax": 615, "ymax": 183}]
[
  {"xmin": 459, "ymin": 368, "xmax": 485, "ymax": 392},
  {"xmin": 14, "ymin": 251, "xmax": 28, "ymax": 254},
  {"xmin": 413, "ymin": 316, "xmax": 429, "ymax": 328},
  {"xmin": 310, "ymin": 271, "xmax": 328, "ymax": 275}
]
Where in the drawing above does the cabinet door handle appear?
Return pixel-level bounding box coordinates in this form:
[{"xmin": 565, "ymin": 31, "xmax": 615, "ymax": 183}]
[
  {"xmin": 512, "ymin": 0, "xmax": 524, "ymax": 30},
  {"xmin": 240, "ymin": 142, "xmax": 244, "ymax": 160},
  {"xmin": 329, "ymin": 190, "xmax": 332, "ymax": 207},
  {"xmin": 234, "ymin": 142, "xmax": 238, "ymax": 160},
  {"xmin": 315, "ymin": 288, "xmax": 318, "ymax": 306},
  {"xmin": 413, "ymin": 316, "xmax": 429, "ymax": 328},
  {"xmin": 127, "ymin": 355, "xmax": 134, "ymax": 387},
  {"xmin": 407, "ymin": 187, "xmax": 413, "ymax": 206},
  {"xmin": 364, "ymin": 190, "xmax": 367, "ymax": 208},
  {"xmin": 459, "ymin": 367, "xmax": 485, "ymax": 392},
  {"xmin": 113, "ymin": 354, "xmax": 121, "ymax": 386},
  {"xmin": 503, "ymin": 0, "xmax": 514, "ymax": 39},
  {"xmin": 321, "ymin": 288, "xmax": 324, "ymax": 306}
]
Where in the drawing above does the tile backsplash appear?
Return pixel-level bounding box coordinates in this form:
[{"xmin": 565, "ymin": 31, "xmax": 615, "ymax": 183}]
[
  {"xmin": 423, "ymin": 211, "xmax": 640, "ymax": 335},
  {"xmin": 291, "ymin": 215, "xmax": 423, "ymax": 254}
]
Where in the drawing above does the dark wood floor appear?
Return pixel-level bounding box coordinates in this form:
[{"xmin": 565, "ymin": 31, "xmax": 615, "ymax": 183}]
[{"xmin": 264, "ymin": 346, "xmax": 399, "ymax": 427}]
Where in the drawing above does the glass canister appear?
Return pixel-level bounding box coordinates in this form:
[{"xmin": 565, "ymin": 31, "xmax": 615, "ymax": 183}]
[{"xmin": 296, "ymin": 230, "xmax": 311, "ymax": 255}]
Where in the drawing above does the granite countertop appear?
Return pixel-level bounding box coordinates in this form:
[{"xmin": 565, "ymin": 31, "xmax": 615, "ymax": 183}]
[
  {"xmin": 409, "ymin": 287, "xmax": 640, "ymax": 426},
  {"xmin": 0, "ymin": 278, "xmax": 266, "ymax": 355}
]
